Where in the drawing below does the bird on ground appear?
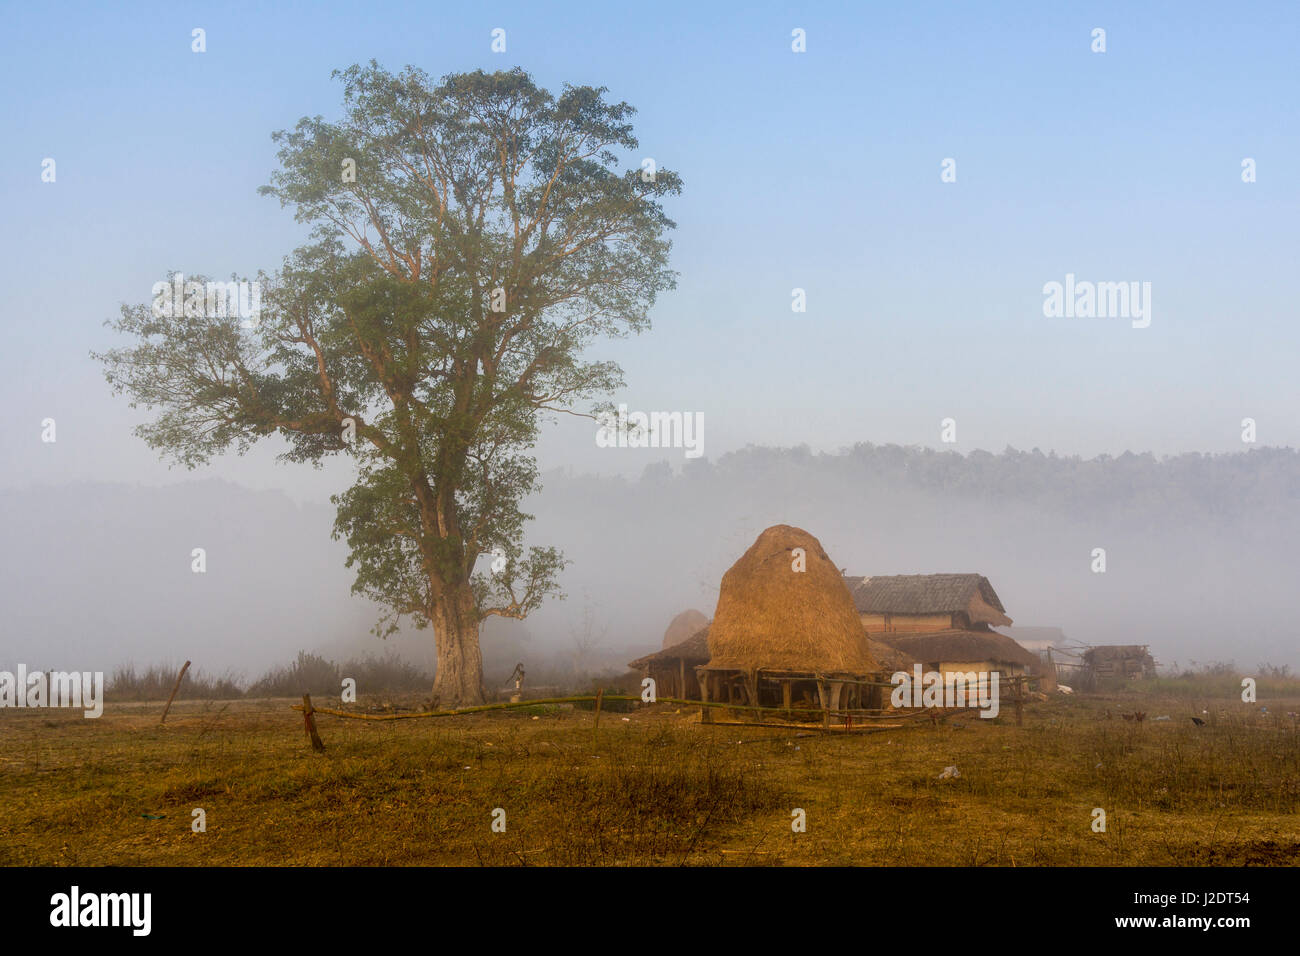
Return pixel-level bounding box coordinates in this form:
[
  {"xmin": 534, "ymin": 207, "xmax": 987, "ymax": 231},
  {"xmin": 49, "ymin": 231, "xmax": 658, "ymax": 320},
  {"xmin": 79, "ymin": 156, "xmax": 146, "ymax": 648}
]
[{"xmin": 1190, "ymin": 716, "xmax": 1206, "ymax": 726}]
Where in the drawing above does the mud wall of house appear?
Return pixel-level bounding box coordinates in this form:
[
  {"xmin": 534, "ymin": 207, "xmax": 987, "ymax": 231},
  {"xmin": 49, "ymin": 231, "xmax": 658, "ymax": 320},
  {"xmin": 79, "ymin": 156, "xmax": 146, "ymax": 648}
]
[{"xmin": 859, "ymin": 612, "xmax": 954, "ymax": 632}]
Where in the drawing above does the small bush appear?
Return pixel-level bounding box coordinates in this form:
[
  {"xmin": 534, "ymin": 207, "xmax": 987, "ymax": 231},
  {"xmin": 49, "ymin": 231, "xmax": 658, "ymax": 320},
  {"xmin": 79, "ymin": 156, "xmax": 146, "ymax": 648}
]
[{"xmin": 246, "ymin": 651, "xmax": 341, "ymax": 698}]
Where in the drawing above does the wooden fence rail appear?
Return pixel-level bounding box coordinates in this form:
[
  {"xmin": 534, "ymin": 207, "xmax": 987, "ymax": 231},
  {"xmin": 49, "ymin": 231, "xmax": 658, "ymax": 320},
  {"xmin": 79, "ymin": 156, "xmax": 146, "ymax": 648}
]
[{"xmin": 287, "ymin": 683, "xmax": 1029, "ymax": 750}]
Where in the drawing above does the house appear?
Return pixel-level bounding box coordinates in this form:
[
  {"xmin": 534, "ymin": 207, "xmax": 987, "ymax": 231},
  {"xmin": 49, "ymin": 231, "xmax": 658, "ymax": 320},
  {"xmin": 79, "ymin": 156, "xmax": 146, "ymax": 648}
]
[
  {"xmin": 843, "ymin": 573, "xmax": 1012, "ymax": 633},
  {"xmin": 697, "ymin": 525, "xmax": 879, "ymax": 722},
  {"xmin": 884, "ymin": 629, "xmax": 1040, "ymax": 689},
  {"xmin": 842, "ymin": 571, "xmax": 1049, "ymax": 693}
]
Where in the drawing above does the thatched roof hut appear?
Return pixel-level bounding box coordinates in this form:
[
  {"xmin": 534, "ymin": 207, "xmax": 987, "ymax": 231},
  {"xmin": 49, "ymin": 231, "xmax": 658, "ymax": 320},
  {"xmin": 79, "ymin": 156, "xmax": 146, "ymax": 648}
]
[
  {"xmin": 630, "ymin": 627, "xmax": 711, "ymax": 671},
  {"xmin": 662, "ymin": 608, "xmax": 709, "ymax": 649},
  {"xmin": 629, "ymin": 625, "xmax": 710, "ymax": 700},
  {"xmin": 843, "ymin": 573, "xmax": 1012, "ymax": 629},
  {"xmin": 882, "ymin": 628, "xmax": 1038, "ymax": 671},
  {"xmin": 703, "ymin": 525, "xmax": 876, "ymax": 675}
]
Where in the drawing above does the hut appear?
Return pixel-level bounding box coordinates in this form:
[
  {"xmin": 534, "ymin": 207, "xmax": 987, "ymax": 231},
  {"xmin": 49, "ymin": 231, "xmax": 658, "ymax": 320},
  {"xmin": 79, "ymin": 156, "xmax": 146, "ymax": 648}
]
[
  {"xmin": 662, "ymin": 608, "xmax": 709, "ymax": 649},
  {"xmin": 881, "ymin": 628, "xmax": 1039, "ymax": 692},
  {"xmin": 628, "ymin": 626, "xmax": 710, "ymax": 700},
  {"xmin": 843, "ymin": 573, "xmax": 1012, "ymax": 633},
  {"xmin": 697, "ymin": 525, "xmax": 877, "ymax": 722},
  {"xmin": 1084, "ymin": 645, "xmax": 1157, "ymax": 681}
]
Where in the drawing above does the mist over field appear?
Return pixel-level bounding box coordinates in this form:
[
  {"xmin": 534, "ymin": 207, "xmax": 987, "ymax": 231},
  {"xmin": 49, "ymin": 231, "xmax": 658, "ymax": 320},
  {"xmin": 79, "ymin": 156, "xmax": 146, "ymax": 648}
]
[{"xmin": 5, "ymin": 442, "xmax": 1296, "ymax": 681}]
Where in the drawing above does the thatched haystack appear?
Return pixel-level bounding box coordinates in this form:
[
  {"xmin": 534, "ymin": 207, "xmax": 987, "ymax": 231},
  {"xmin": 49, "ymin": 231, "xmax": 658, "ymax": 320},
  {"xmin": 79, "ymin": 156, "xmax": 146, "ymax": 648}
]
[
  {"xmin": 703, "ymin": 524, "xmax": 876, "ymax": 675},
  {"xmin": 662, "ymin": 608, "xmax": 709, "ymax": 649}
]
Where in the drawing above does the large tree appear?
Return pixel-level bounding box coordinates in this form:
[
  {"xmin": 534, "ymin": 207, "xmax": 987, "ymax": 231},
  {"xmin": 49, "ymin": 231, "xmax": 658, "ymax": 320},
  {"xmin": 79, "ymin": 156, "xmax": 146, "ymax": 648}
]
[{"xmin": 95, "ymin": 64, "xmax": 681, "ymax": 706}]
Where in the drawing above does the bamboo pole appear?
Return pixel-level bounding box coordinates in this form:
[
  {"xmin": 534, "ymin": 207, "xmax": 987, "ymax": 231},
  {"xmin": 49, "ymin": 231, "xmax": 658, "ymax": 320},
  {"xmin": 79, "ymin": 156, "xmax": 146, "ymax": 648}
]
[{"xmin": 159, "ymin": 660, "xmax": 191, "ymax": 725}]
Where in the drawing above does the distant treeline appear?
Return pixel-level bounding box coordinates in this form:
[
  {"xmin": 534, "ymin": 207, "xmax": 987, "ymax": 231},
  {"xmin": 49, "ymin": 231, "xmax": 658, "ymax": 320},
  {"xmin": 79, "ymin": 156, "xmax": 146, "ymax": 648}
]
[
  {"xmin": 633, "ymin": 443, "xmax": 1300, "ymax": 524},
  {"xmin": 107, "ymin": 651, "xmax": 431, "ymax": 701}
]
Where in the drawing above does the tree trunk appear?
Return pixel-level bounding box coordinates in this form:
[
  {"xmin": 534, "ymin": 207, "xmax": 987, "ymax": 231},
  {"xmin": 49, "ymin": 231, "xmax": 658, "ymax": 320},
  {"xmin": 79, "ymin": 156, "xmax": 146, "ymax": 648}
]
[{"xmin": 431, "ymin": 583, "xmax": 486, "ymax": 708}]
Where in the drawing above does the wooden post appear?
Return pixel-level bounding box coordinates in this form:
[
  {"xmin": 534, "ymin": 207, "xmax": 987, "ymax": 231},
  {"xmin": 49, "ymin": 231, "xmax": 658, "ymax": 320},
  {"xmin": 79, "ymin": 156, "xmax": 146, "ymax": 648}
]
[
  {"xmin": 830, "ymin": 681, "xmax": 845, "ymax": 715},
  {"xmin": 302, "ymin": 693, "xmax": 326, "ymax": 752},
  {"xmin": 593, "ymin": 688, "xmax": 604, "ymax": 736},
  {"xmin": 700, "ymin": 673, "xmax": 713, "ymax": 724},
  {"xmin": 782, "ymin": 680, "xmax": 792, "ymax": 716},
  {"xmin": 1014, "ymin": 677, "xmax": 1024, "ymax": 727},
  {"xmin": 818, "ymin": 679, "xmax": 829, "ymax": 730},
  {"xmin": 679, "ymin": 658, "xmax": 686, "ymax": 699},
  {"xmin": 159, "ymin": 660, "xmax": 191, "ymax": 725}
]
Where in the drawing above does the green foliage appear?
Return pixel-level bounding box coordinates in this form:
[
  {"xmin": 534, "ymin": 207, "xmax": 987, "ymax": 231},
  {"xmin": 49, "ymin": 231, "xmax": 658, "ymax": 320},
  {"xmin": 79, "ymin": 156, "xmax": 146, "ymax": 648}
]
[{"xmin": 94, "ymin": 63, "xmax": 682, "ymax": 653}]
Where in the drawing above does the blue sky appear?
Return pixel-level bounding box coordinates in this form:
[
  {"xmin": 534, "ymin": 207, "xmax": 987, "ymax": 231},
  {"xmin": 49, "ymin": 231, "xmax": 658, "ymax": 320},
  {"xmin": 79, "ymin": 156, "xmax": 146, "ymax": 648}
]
[{"xmin": 3, "ymin": 0, "xmax": 1297, "ymax": 500}]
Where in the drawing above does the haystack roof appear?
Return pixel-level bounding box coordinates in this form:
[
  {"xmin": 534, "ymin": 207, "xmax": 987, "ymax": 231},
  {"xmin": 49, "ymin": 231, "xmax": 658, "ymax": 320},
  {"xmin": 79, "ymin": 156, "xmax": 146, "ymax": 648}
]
[
  {"xmin": 662, "ymin": 608, "xmax": 709, "ymax": 649},
  {"xmin": 843, "ymin": 573, "xmax": 1011, "ymax": 625},
  {"xmin": 630, "ymin": 626, "xmax": 711, "ymax": 670},
  {"xmin": 882, "ymin": 629, "xmax": 1038, "ymax": 668},
  {"xmin": 702, "ymin": 525, "xmax": 877, "ymax": 675}
]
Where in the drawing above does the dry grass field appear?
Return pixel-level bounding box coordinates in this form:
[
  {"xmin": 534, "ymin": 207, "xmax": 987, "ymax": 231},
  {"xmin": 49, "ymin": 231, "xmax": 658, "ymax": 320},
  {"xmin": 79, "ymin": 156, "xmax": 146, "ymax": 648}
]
[{"xmin": 2, "ymin": 688, "xmax": 1298, "ymax": 866}]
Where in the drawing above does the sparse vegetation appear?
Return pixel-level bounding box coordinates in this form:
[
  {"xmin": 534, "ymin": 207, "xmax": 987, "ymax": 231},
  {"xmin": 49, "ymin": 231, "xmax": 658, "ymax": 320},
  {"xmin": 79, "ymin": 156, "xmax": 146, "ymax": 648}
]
[
  {"xmin": 1142, "ymin": 662, "xmax": 1300, "ymax": 700},
  {"xmin": 2, "ymin": 688, "xmax": 1296, "ymax": 866},
  {"xmin": 107, "ymin": 663, "xmax": 244, "ymax": 701},
  {"xmin": 106, "ymin": 651, "xmax": 433, "ymax": 702}
]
